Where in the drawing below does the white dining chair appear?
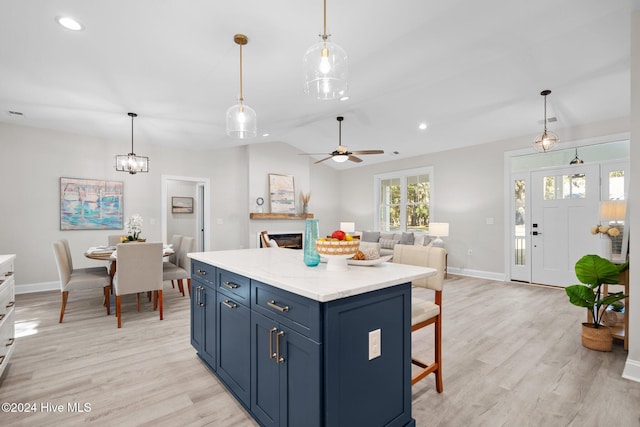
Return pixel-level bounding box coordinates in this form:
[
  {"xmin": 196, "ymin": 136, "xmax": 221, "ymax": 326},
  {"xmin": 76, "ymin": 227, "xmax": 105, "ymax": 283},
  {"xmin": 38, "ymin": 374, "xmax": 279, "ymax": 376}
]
[
  {"xmin": 163, "ymin": 234, "xmax": 183, "ymax": 290},
  {"xmin": 163, "ymin": 236, "xmax": 194, "ymax": 296},
  {"xmin": 53, "ymin": 240, "xmax": 111, "ymax": 323},
  {"xmin": 113, "ymin": 242, "xmax": 163, "ymax": 328},
  {"xmin": 61, "ymin": 238, "xmax": 109, "ymax": 275}
]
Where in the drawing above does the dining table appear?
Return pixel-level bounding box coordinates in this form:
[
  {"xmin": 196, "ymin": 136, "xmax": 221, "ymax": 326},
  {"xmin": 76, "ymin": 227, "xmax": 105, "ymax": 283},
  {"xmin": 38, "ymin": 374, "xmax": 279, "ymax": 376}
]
[{"xmin": 85, "ymin": 244, "xmax": 175, "ymax": 283}]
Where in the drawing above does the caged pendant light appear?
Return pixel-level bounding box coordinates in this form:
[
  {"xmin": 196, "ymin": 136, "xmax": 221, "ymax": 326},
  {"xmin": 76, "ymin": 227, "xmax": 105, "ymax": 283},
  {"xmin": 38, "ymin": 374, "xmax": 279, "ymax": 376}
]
[
  {"xmin": 115, "ymin": 112, "xmax": 149, "ymax": 174},
  {"xmin": 532, "ymin": 89, "xmax": 559, "ymax": 152},
  {"xmin": 226, "ymin": 34, "xmax": 257, "ymax": 139},
  {"xmin": 303, "ymin": 0, "xmax": 348, "ymax": 100}
]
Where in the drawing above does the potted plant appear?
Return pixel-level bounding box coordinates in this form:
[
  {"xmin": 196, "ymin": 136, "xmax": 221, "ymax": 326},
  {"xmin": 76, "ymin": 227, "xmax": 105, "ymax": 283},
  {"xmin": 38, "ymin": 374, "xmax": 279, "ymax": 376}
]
[{"xmin": 565, "ymin": 254, "xmax": 628, "ymax": 351}]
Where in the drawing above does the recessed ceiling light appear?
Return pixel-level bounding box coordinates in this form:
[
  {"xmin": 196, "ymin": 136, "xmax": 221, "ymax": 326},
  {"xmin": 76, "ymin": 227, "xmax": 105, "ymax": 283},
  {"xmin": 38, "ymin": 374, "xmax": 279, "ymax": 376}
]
[
  {"xmin": 262, "ymin": 133, "xmax": 270, "ymax": 137},
  {"xmin": 340, "ymin": 96, "xmax": 350, "ymax": 101},
  {"xmin": 56, "ymin": 16, "xmax": 84, "ymax": 31},
  {"xmin": 418, "ymin": 122, "xmax": 428, "ymax": 131}
]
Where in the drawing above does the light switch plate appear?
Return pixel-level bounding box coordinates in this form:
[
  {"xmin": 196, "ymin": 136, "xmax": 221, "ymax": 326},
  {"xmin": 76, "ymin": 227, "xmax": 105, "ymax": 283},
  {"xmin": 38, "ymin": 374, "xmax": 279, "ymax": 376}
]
[{"xmin": 369, "ymin": 329, "xmax": 381, "ymax": 360}]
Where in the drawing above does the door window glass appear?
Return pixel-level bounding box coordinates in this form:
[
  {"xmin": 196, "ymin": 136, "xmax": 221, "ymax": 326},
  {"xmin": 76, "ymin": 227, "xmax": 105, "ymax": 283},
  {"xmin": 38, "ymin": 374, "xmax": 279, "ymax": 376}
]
[{"xmin": 514, "ymin": 179, "xmax": 525, "ymax": 265}]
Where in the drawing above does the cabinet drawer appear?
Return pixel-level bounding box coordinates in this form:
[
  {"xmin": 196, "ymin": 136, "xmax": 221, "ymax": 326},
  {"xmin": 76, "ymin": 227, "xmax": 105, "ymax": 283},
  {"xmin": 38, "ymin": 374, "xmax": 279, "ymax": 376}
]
[
  {"xmin": 217, "ymin": 269, "xmax": 250, "ymax": 306},
  {"xmin": 252, "ymin": 280, "xmax": 321, "ymax": 342},
  {"xmin": 0, "ymin": 276, "xmax": 15, "ymax": 318},
  {"xmin": 191, "ymin": 260, "xmax": 215, "ymax": 285}
]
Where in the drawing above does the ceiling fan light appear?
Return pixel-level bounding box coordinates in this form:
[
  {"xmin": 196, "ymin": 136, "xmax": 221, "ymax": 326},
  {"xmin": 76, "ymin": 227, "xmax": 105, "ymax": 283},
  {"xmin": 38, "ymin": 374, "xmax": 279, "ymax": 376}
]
[
  {"xmin": 226, "ymin": 103, "xmax": 257, "ymax": 139},
  {"xmin": 332, "ymin": 154, "xmax": 349, "ymax": 163}
]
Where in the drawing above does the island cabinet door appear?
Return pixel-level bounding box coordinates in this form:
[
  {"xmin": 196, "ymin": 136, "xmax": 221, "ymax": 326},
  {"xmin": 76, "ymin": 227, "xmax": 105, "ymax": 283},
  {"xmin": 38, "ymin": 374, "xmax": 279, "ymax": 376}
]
[
  {"xmin": 191, "ymin": 279, "xmax": 216, "ymax": 370},
  {"xmin": 251, "ymin": 311, "xmax": 322, "ymax": 427},
  {"xmin": 216, "ymin": 293, "xmax": 251, "ymax": 407}
]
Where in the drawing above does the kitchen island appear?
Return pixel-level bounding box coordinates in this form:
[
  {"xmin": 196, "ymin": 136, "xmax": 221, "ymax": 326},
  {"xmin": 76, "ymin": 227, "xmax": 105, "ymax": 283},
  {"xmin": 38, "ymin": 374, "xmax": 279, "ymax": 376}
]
[{"xmin": 189, "ymin": 248, "xmax": 436, "ymax": 427}]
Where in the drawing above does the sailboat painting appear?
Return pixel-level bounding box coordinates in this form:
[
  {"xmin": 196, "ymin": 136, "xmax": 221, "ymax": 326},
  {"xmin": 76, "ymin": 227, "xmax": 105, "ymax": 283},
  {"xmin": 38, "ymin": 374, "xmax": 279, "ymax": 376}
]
[{"xmin": 60, "ymin": 177, "xmax": 124, "ymax": 230}]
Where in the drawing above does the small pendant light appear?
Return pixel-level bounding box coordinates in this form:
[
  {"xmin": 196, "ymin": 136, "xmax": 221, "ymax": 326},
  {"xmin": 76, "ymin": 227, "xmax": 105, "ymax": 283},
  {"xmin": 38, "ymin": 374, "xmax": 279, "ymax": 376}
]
[
  {"xmin": 303, "ymin": 0, "xmax": 348, "ymax": 100},
  {"xmin": 115, "ymin": 112, "xmax": 149, "ymax": 174},
  {"xmin": 226, "ymin": 34, "xmax": 257, "ymax": 139},
  {"xmin": 533, "ymin": 90, "xmax": 559, "ymax": 152},
  {"xmin": 569, "ymin": 148, "xmax": 584, "ymax": 165}
]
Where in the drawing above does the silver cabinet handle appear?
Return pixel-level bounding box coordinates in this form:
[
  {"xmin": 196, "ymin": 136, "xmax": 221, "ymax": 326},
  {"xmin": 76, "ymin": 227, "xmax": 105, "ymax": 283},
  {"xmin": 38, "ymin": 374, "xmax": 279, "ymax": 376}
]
[
  {"xmin": 197, "ymin": 286, "xmax": 205, "ymax": 307},
  {"xmin": 269, "ymin": 327, "xmax": 277, "ymax": 359},
  {"xmin": 196, "ymin": 269, "xmax": 207, "ymax": 276},
  {"xmin": 222, "ymin": 281, "xmax": 239, "ymax": 289},
  {"xmin": 6, "ymin": 301, "xmax": 15, "ymax": 308},
  {"xmin": 222, "ymin": 299, "xmax": 238, "ymax": 309},
  {"xmin": 6, "ymin": 338, "xmax": 14, "ymax": 347},
  {"xmin": 267, "ymin": 300, "xmax": 289, "ymax": 312},
  {"xmin": 276, "ymin": 331, "xmax": 285, "ymax": 363}
]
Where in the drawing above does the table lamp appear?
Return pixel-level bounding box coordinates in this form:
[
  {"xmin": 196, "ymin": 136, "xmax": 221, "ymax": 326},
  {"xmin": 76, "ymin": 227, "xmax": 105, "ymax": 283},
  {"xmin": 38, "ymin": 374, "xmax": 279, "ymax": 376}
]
[
  {"xmin": 428, "ymin": 222, "xmax": 449, "ymax": 248},
  {"xmin": 339, "ymin": 222, "xmax": 355, "ymax": 235},
  {"xmin": 599, "ymin": 200, "xmax": 626, "ymax": 223}
]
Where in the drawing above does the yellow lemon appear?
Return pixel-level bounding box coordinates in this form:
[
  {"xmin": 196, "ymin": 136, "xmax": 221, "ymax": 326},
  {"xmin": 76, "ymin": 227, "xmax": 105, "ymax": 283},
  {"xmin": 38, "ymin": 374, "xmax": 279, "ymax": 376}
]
[{"xmin": 345, "ymin": 235, "xmax": 353, "ymax": 241}]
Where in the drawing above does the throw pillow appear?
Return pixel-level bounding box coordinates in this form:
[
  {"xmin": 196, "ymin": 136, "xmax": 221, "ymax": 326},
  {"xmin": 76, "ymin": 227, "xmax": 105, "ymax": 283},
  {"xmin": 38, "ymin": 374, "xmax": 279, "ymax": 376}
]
[
  {"xmin": 379, "ymin": 232, "xmax": 395, "ymax": 241},
  {"xmin": 357, "ymin": 241, "xmax": 381, "ymax": 260},
  {"xmin": 361, "ymin": 231, "xmax": 380, "ymax": 243},
  {"xmin": 379, "ymin": 238, "xmax": 400, "ymax": 250},
  {"xmin": 422, "ymin": 236, "xmax": 433, "ymax": 246},
  {"xmin": 399, "ymin": 232, "xmax": 414, "ymax": 245}
]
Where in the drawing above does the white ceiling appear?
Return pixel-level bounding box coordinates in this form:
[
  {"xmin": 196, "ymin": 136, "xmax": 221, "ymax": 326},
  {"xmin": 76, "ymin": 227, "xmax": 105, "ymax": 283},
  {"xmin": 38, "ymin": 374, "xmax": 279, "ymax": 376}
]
[{"xmin": 0, "ymin": 1, "xmax": 632, "ymax": 168}]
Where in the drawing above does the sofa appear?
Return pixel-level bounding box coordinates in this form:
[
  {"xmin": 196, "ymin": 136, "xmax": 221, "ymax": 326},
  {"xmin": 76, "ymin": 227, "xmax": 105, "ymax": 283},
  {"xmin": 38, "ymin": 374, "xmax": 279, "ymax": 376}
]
[{"xmin": 359, "ymin": 231, "xmax": 433, "ymax": 257}]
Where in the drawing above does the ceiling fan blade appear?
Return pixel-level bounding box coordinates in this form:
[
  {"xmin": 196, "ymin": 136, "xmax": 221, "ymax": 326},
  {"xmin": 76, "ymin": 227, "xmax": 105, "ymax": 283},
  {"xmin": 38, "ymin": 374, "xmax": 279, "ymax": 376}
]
[
  {"xmin": 300, "ymin": 152, "xmax": 332, "ymax": 156},
  {"xmin": 349, "ymin": 150, "xmax": 384, "ymax": 155},
  {"xmin": 314, "ymin": 156, "xmax": 333, "ymax": 164},
  {"xmin": 348, "ymin": 155, "xmax": 363, "ymax": 163}
]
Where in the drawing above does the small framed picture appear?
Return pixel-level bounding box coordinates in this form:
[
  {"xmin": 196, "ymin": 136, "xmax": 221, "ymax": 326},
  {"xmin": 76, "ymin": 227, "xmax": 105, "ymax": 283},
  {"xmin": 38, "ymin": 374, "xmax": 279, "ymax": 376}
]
[{"xmin": 172, "ymin": 196, "xmax": 194, "ymax": 213}]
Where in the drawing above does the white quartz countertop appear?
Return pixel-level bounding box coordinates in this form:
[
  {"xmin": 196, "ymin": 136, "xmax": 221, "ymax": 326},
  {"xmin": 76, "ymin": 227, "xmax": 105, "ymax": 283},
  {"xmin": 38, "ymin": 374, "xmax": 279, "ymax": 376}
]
[{"xmin": 189, "ymin": 248, "xmax": 436, "ymax": 302}]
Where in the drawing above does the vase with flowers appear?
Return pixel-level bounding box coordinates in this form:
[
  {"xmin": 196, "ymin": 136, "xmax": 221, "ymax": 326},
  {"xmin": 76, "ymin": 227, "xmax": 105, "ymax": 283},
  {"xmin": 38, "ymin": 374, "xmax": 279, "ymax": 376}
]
[
  {"xmin": 122, "ymin": 214, "xmax": 144, "ymax": 242},
  {"xmin": 591, "ymin": 224, "xmax": 620, "ymax": 259}
]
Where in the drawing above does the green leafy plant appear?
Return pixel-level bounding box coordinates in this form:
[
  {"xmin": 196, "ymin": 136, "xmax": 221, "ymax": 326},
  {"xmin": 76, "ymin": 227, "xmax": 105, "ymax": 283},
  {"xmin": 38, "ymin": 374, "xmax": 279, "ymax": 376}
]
[{"xmin": 565, "ymin": 254, "xmax": 628, "ymax": 328}]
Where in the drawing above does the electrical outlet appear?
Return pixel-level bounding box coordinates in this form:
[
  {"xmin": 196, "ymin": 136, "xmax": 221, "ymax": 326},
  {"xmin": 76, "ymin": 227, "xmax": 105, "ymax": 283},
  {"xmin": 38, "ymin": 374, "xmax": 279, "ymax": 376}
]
[
  {"xmin": 369, "ymin": 329, "xmax": 381, "ymax": 360},
  {"xmin": 468, "ymin": 249, "xmax": 473, "ymax": 256}
]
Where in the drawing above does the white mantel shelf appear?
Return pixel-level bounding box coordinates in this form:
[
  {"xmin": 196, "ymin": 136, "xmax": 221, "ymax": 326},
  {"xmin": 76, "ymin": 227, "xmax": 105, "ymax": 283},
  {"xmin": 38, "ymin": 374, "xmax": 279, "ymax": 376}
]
[
  {"xmin": 249, "ymin": 213, "xmax": 314, "ymax": 220},
  {"xmin": 188, "ymin": 248, "xmax": 436, "ymax": 302}
]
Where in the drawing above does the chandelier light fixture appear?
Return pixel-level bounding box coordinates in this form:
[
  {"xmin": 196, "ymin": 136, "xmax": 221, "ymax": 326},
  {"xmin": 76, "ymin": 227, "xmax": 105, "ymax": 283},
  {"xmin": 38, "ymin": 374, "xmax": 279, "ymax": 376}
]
[
  {"xmin": 533, "ymin": 89, "xmax": 559, "ymax": 152},
  {"xmin": 569, "ymin": 148, "xmax": 584, "ymax": 165},
  {"xmin": 115, "ymin": 112, "xmax": 149, "ymax": 174},
  {"xmin": 303, "ymin": 0, "xmax": 348, "ymax": 100},
  {"xmin": 226, "ymin": 34, "xmax": 257, "ymax": 139}
]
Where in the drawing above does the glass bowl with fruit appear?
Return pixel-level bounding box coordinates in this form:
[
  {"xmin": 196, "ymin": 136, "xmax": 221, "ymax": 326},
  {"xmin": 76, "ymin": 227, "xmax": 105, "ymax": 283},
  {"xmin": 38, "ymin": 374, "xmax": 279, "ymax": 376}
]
[{"xmin": 315, "ymin": 230, "xmax": 360, "ymax": 271}]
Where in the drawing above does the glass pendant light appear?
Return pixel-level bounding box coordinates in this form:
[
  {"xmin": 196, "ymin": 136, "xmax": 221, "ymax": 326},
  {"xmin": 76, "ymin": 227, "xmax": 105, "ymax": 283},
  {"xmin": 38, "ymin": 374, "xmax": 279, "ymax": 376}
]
[
  {"xmin": 226, "ymin": 34, "xmax": 257, "ymax": 139},
  {"xmin": 303, "ymin": 0, "xmax": 348, "ymax": 100},
  {"xmin": 532, "ymin": 89, "xmax": 559, "ymax": 152},
  {"xmin": 115, "ymin": 112, "xmax": 149, "ymax": 174}
]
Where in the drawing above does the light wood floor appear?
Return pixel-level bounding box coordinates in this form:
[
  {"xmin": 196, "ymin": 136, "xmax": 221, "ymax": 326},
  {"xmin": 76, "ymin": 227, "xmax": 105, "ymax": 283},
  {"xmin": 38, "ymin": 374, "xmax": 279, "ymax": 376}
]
[{"xmin": 1, "ymin": 276, "xmax": 638, "ymax": 426}]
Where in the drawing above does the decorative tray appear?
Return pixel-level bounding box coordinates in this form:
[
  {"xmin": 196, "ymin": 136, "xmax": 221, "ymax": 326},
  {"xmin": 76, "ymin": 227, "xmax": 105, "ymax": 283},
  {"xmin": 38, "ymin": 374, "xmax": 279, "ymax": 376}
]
[{"xmin": 320, "ymin": 255, "xmax": 392, "ymax": 266}]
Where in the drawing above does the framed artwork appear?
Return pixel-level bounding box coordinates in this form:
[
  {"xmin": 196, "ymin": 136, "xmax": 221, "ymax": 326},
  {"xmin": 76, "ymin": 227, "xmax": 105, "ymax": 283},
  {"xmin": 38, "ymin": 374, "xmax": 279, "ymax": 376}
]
[
  {"xmin": 269, "ymin": 174, "xmax": 296, "ymax": 213},
  {"xmin": 172, "ymin": 196, "xmax": 194, "ymax": 213},
  {"xmin": 60, "ymin": 177, "xmax": 124, "ymax": 230}
]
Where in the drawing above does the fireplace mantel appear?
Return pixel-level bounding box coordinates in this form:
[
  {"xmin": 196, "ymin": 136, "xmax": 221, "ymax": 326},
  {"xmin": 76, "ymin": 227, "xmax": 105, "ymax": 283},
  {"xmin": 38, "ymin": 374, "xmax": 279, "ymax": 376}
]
[{"xmin": 249, "ymin": 213, "xmax": 314, "ymax": 220}]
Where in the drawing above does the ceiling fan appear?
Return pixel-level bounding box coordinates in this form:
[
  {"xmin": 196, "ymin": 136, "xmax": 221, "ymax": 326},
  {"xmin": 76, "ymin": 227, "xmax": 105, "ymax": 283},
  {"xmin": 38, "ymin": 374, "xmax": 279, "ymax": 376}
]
[{"xmin": 303, "ymin": 116, "xmax": 384, "ymax": 164}]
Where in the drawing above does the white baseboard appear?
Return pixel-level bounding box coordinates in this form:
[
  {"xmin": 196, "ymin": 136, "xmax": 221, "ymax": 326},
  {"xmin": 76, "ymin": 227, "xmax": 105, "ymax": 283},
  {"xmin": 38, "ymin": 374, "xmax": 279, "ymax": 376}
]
[
  {"xmin": 16, "ymin": 281, "xmax": 58, "ymax": 294},
  {"xmin": 447, "ymin": 267, "xmax": 506, "ymax": 282},
  {"xmin": 623, "ymin": 357, "xmax": 640, "ymax": 383}
]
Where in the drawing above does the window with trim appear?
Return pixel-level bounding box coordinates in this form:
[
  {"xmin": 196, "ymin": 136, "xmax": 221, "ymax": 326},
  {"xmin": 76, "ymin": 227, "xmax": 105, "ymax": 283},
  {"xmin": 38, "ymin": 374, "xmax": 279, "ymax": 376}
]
[{"xmin": 375, "ymin": 167, "xmax": 432, "ymax": 232}]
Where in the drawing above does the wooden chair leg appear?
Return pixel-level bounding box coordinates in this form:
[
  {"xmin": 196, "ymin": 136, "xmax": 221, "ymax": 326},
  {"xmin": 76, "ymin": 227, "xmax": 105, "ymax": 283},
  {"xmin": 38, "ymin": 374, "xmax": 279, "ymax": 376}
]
[
  {"xmin": 177, "ymin": 279, "xmax": 185, "ymax": 296},
  {"xmin": 104, "ymin": 285, "xmax": 111, "ymax": 315},
  {"xmin": 59, "ymin": 291, "xmax": 69, "ymax": 323},
  {"xmin": 153, "ymin": 290, "xmax": 158, "ymax": 310},
  {"xmin": 171, "ymin": 279, "xmax": 175, "ymax": 288},
  {"xmin": 434, "ymin": 314, "xmax": 443, "ymax": 393},
  {"xmin": 158, "ymin": 290, "xmax": 163, "ymax": 321},
  {"xmin": 116, "ymin": 295, "xmax": 122, "ymax": 328}
]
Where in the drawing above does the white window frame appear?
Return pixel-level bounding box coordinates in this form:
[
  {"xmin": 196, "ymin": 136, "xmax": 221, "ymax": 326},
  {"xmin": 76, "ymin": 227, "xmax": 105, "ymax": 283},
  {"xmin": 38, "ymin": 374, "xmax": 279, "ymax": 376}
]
[{"xmin": 373, "ymin": 166, "xmax": 434, "ymax": 232}]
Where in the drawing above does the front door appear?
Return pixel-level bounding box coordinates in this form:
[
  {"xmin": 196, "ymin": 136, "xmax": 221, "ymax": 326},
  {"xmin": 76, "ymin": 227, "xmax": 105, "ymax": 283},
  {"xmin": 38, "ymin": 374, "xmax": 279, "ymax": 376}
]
[{"xmin": 530, "ymin": 164, "xmax": 601, "ymax": 286}]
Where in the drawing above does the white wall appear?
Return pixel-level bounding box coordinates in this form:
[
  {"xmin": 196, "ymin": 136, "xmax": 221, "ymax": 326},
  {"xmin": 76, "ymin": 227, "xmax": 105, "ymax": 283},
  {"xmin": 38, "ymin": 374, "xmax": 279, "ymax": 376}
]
[
  {"xmin": 166, "ymin": 180, "xmax": 198, "ymax": 240},
  {"xmin": 623, "ymin": 8, "xmax": 640, "ymax": 382}
]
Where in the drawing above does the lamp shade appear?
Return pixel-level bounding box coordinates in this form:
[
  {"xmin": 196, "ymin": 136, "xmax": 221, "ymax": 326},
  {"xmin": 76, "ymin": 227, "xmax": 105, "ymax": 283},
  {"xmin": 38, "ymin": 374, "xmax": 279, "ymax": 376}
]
[
  {"xmin": 303, "ymin": 37, "xmax": 348, "ymax": 100},
  {"xmin": 599, "ymin": 200, "xmax": 626, "ymax": 222},
  {"xmin": 339, "ymin": 222, "xmax": 355, "ymax": 233},
  {"xmin": 226, "ymin": 103, "xmax": 257, "ymax": 139},
  {"xmin": 428, "ymin": 222, "xmax": 449, "ymax": 237}
]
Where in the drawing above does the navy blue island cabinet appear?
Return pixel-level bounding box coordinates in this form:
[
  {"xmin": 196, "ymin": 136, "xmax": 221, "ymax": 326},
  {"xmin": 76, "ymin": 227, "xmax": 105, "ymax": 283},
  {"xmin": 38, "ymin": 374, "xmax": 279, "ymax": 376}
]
[{"xmin": 190, "ymin": 249, "xmax": 424, "ymax": 427}]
